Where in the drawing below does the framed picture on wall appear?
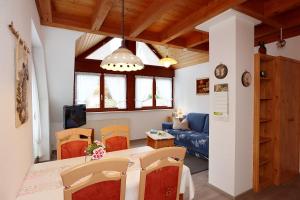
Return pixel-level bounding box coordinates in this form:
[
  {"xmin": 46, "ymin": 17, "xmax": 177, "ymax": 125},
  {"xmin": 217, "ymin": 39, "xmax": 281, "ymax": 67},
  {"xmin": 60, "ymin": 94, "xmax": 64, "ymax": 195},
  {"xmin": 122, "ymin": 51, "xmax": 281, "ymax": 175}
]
[{"xmin": 196, "ymin": 78, "xmax": 209, "ymax": 95}]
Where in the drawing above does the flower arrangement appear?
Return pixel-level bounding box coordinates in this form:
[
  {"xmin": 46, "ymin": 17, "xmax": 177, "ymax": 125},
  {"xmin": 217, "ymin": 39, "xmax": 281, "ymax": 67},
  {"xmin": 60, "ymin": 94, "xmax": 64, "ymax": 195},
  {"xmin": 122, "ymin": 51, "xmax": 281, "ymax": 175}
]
[
  {"xmin": 86, "ymin": 140, "xmax": 106, "ymax": 160},
  {"xmin": 157, "ymin": 130, "xmax": 166, "ymax": 136}
]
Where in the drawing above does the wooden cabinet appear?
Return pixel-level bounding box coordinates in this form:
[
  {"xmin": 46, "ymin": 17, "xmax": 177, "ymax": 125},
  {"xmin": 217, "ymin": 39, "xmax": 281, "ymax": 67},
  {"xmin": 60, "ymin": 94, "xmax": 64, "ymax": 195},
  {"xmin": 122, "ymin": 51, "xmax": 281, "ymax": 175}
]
[
  {"xmin": 273, "ymin": 57, "xmax": 300, "ymax": 185},
  {"xmin": 253, "ymin": 54, "xmax": 300, "ymax": 192}
]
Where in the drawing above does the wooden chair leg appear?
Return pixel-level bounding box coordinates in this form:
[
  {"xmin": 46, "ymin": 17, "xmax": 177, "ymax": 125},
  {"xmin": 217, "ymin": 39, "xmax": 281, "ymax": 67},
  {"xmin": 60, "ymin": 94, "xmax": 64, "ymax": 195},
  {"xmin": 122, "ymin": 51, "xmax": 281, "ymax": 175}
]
[{"xmin": 179, "ymin": 193, "xmax": 184, "ymax": 200}]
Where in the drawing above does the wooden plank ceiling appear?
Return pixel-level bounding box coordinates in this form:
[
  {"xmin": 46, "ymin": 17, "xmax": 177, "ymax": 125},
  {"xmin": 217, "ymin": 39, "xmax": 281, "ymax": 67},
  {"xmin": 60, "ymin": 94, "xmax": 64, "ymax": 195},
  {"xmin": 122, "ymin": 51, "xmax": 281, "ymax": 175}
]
[
  {"xmin": 75, "ymin": 33, "xmax": 106, "ymax": 57},
  {"xmin": 37, "ymin": 0, "xmax": 300, "ymax": 68}
]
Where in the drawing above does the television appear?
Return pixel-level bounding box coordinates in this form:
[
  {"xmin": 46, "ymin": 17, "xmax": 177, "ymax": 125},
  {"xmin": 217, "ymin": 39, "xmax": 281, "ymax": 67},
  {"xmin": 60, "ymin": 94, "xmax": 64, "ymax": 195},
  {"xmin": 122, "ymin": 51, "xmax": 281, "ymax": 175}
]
[{"xmin": 63, "ymin": 104, "xmax": 86, "ymax": 129}]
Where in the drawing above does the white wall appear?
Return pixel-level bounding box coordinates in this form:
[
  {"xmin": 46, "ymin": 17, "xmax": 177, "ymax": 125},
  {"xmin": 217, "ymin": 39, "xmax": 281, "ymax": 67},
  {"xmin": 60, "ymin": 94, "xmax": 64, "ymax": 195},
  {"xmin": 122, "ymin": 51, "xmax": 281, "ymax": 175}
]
[
  {"xmin": 42, "ymin": 27, "xmax": 82, "ymax": 149},
  {"xmin": 174, "ymin": 63, "xmax": 210, "ymax": 114},
  {"xmin": 0, "ymin": 0, "xmax": 45, "ymax": 199},
  {"xmin": 255, "ymin": 35, "xmax": 300, "ymax": 60},
  {"xmin": 206, "ymin": 11, "xmax": 256, "ymax": 196},
  {"xmin": 42, "ymin": 27, "xmax": 173, "ymax": 149},
  {"xmin": 32, "ymin": 23, "xmax": 50, "ymax": 161},
  {"xmin": 208, "ymin": 17, "xmax": 237, "ymax": 196},
  {"xmin": 234, "ymin": 17, "xmax": 254, "ymax": 195},
  {"xmin": 50, "ymin": 110, "xmax": 172, "ymax": 146}
]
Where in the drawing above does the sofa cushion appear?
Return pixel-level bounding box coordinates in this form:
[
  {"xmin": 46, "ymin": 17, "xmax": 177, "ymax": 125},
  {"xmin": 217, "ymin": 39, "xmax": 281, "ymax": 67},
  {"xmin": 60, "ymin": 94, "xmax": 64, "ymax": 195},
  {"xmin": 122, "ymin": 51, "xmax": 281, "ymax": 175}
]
[
  {"xmin": 203, "ymin": 115, "xmax": 209, "ymax": 134},
  {"xmin": 186, "ymin": 113, "xmax": 208, "ymax": 133},
  {"xmin": 172, "ymin": 118, "xmax": 189, "ymax": 130},
  {"xmin": 166, "ymin": 129, "xmax": 197, "ymax": 146},
  {"xmin": 162, "ymin": 122, "xmax": 173, "ymax": 130},
  {"xmin": 188, "ymin": 132, "xmax": 209, "ymax": 157}
]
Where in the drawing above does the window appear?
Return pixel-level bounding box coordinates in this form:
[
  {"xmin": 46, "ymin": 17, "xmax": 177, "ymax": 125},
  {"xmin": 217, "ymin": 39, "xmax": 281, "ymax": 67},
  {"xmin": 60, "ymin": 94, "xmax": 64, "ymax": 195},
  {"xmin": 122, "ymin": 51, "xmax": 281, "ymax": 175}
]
[
  {"xmin": 135, "ymin": 77, "xmax": 153, "ymax": 108},
  {"xmin": 136, "ymin": 42, "xmax": 163, "ymax": 66},
  {"xmin": 75, "ymin": 73, "xmax": 100, "ymax": 108},
  {"xmin": 74, "ymin": 72, "xmax": 173, "ymax": 111},
  {"xmin": 86, "ymin": 38, "xmax": 122, "ymax": 60},
  {"xmin": 156, "ymin": 77, "xmax": 172, "ymax": 107},
  {"xmin": 104, "ymin": 74, "xmax": 126, "ymax": 109}
]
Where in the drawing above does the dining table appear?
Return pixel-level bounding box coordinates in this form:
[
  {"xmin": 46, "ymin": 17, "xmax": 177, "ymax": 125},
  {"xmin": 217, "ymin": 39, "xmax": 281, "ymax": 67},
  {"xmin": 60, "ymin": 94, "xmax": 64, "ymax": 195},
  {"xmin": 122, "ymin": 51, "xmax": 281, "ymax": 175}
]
[{"xmin": 16, "ymin": 146, "xmax": 195, "ymax": 200}]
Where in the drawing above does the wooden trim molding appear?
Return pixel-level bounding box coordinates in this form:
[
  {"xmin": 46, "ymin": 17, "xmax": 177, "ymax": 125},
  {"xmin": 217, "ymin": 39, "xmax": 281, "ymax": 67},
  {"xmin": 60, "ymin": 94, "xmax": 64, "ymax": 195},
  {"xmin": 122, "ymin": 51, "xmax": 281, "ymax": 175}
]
[{"xmin": 75, "ymin": 59, "xmax": 175, "ymax": 77}]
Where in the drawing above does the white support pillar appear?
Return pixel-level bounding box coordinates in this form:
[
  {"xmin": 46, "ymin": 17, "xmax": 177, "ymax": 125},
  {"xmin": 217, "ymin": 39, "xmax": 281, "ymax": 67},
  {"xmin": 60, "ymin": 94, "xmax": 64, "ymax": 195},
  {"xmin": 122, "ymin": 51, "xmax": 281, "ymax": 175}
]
[{"xmin": 196, "ymin": 9, "xmax": 260, "ymax": 196}]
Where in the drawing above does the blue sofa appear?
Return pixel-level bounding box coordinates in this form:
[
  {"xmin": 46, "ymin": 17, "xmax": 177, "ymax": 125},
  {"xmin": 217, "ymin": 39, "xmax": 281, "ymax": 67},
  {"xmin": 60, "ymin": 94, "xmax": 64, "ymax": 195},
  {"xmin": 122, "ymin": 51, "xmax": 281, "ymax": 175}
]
[{"xmin": 162, "ymin": 113, "xmax": 209, "ymax": 159}]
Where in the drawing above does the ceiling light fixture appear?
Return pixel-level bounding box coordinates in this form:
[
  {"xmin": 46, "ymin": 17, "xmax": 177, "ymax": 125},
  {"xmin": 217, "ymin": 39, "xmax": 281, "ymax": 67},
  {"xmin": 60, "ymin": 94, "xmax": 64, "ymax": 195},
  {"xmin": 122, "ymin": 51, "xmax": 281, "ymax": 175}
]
[
  {"xmin": 100, "ymin": 0, "xmax": 144, "ymax": 72},
  {"xmin": 276, "ymin": 27, "xmax": 286, "ymax": 48},
  {"xmin": 159, "ymin": 47, "xmax": 178, "ymax": 68}
]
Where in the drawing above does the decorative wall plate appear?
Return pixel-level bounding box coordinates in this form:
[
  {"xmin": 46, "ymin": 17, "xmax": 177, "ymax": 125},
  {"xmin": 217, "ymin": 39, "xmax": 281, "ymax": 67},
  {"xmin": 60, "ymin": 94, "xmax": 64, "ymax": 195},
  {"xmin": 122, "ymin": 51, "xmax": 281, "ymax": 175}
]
[
  {"xmin": 241, "ymin": 71, "xmax": 252, "ymax": 87},
  {"xmin": 214, "ymin": 64, "xmax": 228, "ymax": 79}
]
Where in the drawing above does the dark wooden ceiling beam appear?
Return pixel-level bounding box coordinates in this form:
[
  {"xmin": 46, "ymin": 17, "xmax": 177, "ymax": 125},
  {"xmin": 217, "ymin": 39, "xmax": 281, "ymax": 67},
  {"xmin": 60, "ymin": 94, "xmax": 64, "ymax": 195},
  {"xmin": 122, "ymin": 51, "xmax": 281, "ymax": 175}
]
[
  {"xmin": 255, "ymin": 6, "xmax": 300, "ymax": 39},
  {"xmin": 129, "ymin": 0, "xmax": 178, "ymax": 37},
  {"xmin": 275, "ymin": 6, "xmax": 300, "ymax": 27},
  {"xmin": 36, "ymin": 0, "xmax": 52, "ymax": 23},
  {"xmin": 146, "ymin": 44, "xmax": 163, "ymax": 59},
  {"xmin": 49, "ymin": 16, "xmax": 207, "ymax": 54},
  {"xmin": 234, "ymin": 4, "xmax": 282, "ymax": 28},
  {"xmin": 255, "ymin": 24, "xmax": 277, "ymax": 38},
  {"xmin": 263, "ymin": 0, "xmax": 300, "ymax": 17},
  {"xmin": 192, "ymin": 42, "xmax": 209, "ymax": 53},
  {"xmin": 91, "ymin": 0, "xmax": 116, "ymax": 31},
  {"xmin": 160, "ymin": 0, "xmax": 247, "ymax": 43},
  {"xmin": 52, "ymin": 12, "xmax": 91, "ymax": 29},
  {"xmin": 255, "ymin": 25, "xmax": 300, "ymax": 46},
  {"xmin": 186, "ymin": 33, "xmax": 209, "ymax": 48}
]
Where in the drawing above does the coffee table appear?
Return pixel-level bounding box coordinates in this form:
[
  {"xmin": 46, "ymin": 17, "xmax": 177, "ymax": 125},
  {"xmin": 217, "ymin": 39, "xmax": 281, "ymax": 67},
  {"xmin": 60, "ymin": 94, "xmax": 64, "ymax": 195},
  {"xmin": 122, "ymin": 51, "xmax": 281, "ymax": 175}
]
[{"xmin": 146, "ymin": 131, "xmax": 175, "ymax": 149}]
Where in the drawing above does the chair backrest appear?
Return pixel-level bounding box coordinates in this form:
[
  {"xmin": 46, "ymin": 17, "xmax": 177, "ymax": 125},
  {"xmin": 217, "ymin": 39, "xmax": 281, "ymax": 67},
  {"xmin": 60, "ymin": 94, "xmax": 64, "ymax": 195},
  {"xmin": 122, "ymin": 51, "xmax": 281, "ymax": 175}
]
[
  {"xmin": 100, "ymin": 125, "xmax": 130, "ymax": 152},
  {"xmin": 61, "ymin": 157, "xmax": 129, "ymax": 200},
  {"xmin": 56, "ymin": 128, "xmax": 92, "ymax": 160},
  {"xmin": 139, "ymin": 147, "xmax": 186, "ymax": 200}
]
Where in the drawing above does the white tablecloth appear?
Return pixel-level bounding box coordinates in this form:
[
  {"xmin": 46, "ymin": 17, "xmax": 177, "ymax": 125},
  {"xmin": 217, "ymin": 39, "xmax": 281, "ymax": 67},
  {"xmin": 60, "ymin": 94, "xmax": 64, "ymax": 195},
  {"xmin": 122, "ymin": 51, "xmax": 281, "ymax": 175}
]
[{"xmin": 17, "ymin": 146, "xmax": 195, "ymax": 200}]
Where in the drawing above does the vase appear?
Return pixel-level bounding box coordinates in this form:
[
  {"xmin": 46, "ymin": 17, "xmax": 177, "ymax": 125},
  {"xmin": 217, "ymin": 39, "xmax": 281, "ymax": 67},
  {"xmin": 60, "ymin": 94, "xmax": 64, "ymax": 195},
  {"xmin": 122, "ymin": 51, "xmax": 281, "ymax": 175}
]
[{"xmin": 258, "ymin": 42, "xmax": 267, "ymax": 54}]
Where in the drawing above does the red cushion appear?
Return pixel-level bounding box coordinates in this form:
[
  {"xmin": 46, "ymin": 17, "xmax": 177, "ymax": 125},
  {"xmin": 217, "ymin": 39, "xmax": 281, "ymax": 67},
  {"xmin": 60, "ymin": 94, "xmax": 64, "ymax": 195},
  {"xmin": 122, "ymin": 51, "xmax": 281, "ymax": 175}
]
[
  {"xmin": 105, "ymin": 136, "xmax": 128, "ymax": 152},
  {"xmin": 72, "ymin": 180, "xmax": 121, "ymax": 200},
  {"xmin": 144, "ymin": 166, "xmax": 179, "ymax": 200},
  {"xmin": 61, "ymin": 140, "xmax": 88, "ymax": 159}
]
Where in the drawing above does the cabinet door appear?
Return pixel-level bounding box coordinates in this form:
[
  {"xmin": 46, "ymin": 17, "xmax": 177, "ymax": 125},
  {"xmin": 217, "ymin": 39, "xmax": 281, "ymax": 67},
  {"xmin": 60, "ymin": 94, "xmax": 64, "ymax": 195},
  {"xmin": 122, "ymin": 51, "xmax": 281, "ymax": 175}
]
[{"xmin": 279, "ymin": 58, "xmax": 299, "ymax": 184}]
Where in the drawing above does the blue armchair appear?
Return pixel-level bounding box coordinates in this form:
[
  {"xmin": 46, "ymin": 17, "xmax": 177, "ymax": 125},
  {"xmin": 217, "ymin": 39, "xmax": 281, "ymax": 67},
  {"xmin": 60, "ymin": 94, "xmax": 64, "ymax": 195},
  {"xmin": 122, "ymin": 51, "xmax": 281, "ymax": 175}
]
[{"xmin": 162, "ymin": 113, "xmax": 209, "ymax": 159}]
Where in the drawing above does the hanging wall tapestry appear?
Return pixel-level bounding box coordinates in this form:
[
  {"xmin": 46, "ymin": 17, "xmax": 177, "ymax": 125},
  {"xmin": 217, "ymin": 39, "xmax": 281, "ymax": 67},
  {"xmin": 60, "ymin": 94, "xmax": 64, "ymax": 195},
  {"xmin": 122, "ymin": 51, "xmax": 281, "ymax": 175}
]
[{"xmin": 15, "ymin": 38, "xmax": 29, "ymax": 127}]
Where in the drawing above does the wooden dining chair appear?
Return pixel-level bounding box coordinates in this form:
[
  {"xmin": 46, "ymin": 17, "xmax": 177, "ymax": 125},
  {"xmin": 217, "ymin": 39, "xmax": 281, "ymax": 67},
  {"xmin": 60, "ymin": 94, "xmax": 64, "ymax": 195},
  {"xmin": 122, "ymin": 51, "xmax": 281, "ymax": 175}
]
[
  {"xmin": 138, "ymin": 147, "xmax": 186, "ymax": 200},
  {"xmin": 56, "ymin": 128, "xmax": 92, "ymax": 160},
  {"xmin": 100, "ymin": 125, "xmax": 130, "ymax": 152},
  {"xmin": 61, "ymin": 157, "xmax": 129, "ymax": 200}
]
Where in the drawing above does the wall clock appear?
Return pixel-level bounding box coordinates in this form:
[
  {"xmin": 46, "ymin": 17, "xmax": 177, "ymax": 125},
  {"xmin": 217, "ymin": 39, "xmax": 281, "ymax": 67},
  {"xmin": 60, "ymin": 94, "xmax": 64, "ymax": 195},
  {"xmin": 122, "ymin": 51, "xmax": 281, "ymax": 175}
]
[
  {"xmin": 214, "ymin": 64, "xmax": 228, "ymax": 79},
  {"xmin": 241, "ymin": 71, "xmax": 252, "ymax": 87}
]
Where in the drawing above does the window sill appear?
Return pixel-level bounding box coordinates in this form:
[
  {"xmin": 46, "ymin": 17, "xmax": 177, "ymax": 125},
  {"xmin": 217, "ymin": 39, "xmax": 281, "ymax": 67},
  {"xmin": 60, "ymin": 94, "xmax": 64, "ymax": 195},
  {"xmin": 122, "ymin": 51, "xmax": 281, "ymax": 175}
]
[{"xmin": 86, "ymin": 108, "xmax": 174, "ymax": 114}]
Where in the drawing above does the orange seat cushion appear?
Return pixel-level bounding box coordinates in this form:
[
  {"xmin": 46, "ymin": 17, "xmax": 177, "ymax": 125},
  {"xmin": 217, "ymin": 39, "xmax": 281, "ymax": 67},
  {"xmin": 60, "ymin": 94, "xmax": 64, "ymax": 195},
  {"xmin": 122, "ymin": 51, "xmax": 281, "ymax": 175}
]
[
  {"xmin": 105, "ymin": 136, "xmax": 128, "ymax": 152},
  {"xmin": 61, "ymin": 140, "xmax": 88, "ymax": 159},
  {"xmin": 72, "ymin": 180, "xmax": 121, "ymax": 200},
  {"xmin": 144, "ymin": 166, "xmax": 179, "ymax": 200}
]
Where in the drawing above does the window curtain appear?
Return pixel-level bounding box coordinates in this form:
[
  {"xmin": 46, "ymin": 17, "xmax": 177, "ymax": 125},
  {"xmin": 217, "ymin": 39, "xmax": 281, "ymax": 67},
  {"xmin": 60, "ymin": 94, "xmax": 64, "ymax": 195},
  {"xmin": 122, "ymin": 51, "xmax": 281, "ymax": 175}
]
[
  {"xmin": 156, "ymin": 77, "xmax": 172, "ymax": 107},
  {"xmin": 135, "ymin": 76, "xmax": 153, "ymax": 108},
  {"xmin": 104, "ymin": 74, "xmax": 126, "ymax": 109},
  {"xmin": 31, "ymin": 61, "xmax": 42, "ymax": 158},
  {"xmin": 76, "ymin": 73, "xmax": 100, "ymax": 108}
]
